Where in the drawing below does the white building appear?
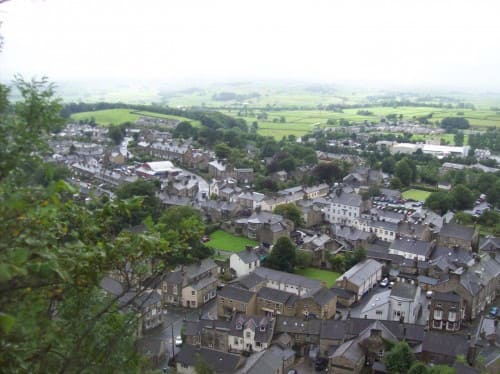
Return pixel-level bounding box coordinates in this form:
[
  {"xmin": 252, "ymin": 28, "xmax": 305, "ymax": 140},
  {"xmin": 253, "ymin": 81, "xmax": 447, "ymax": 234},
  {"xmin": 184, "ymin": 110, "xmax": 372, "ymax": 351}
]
[
  {"xmin": 323, "ymin": 191, "xmax": 363, "ymax": 225},
  {"xmin": 229, "ymin": 249, "xmax": 261, "ymax": 278},
  {"xmin": 389, "ymin": 283, "xmax": 421, "ymax": 324},
  {"xmin": 391, "ymin": 143, "xmax": 470, "ymax": 158},
  {"xmin": 253, "ymin": 267, "xmax": 323, "ymax": 297}
]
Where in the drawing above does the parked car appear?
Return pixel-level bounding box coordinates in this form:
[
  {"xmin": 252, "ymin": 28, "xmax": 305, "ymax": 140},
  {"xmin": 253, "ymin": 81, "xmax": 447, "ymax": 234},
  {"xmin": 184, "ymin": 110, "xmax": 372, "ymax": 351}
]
[
  {"xmin": 315, "ymin": 358, "xmax": 328, "ymax": 371},
  {"xmin": 287, "ymin": 370, "xmax": 298, "ymax": 374},
  {"xmin": 426, "ymin": 291, "xmax": 433, "ymax": 299},
  {"xmin": 380, "ymin": 278, "xmax": 389, "ymax": 287},
  {"xmin": 489, "ymin": 307, "xmax": 498, "ymax": 317},
  {"xmin": 175, "ymin": 335, "xmax": 183, "ymax": 347}
]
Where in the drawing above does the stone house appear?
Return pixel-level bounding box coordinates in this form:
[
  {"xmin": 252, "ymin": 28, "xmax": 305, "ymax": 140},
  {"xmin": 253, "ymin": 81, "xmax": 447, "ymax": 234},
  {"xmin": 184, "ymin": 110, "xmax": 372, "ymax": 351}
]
[
  {"xmin": 432, "ymin": 254, "xmax": 500, "ymax": 320},
  {"xmin": 428, "ymin": 291, "xmax": 464, "ymax": 332},
  {"xmin": 438, "ymin": 223, "xmax": 479, "ymax": 252},
  {"xmin": 388, "ymin": 237, "xmax": 436, "ymax": 261},
  {"xmin": 335, "ymin": 259, "xmax": 383, "ymax": 303},
  {"xmin": 294, "ymin": 288, "xmax": 337, "ymax": 320},
  {"xmin": 217, "ymin": 285, "xmax": 257, "ymax": 318},
  {"xmin": 161, "ymin": 259, "xmax": 218, "ymax": 308},
  {"xmin": 255, "ymin": 287, "xmax": 297, "ymax": 317},
  {"xmin": 208, "ymin": 160, "xmax": 227, "ymax": 178},
  {"xmin": 232, "ymin": 212, "xmax": 293, "ymax": 244}
]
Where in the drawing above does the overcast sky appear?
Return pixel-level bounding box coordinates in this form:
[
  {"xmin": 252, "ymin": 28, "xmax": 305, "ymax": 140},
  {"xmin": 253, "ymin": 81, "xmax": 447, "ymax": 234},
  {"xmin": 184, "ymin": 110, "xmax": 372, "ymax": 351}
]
[{"xmin": 1, "ymin": 0, "xmax": 499, "ymax": 89}]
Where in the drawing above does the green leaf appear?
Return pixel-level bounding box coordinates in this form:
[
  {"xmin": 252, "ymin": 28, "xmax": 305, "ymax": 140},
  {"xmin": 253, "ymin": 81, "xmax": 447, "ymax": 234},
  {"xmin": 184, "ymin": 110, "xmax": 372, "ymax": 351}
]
[
  {"xmin": 0, "ymin": 312, "xmax": 16, "ymax": 334},
  {"xmin": 0, "ymin": 263, "xmax": 13, "ymax": 282},
  {"xmin": 11, "ymin": 248, "xmax": 29, "ymax": 266}
]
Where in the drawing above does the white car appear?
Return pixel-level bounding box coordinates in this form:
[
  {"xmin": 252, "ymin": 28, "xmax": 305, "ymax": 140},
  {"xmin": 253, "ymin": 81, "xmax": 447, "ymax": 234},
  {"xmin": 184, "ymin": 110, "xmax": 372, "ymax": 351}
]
[
  {"xmin": 175, "ymin": 335, "xmax": 183, "ymax": 347},
  {"xmin": 380, "ymin": 278, "xmax": 389, "ymax": 287}
]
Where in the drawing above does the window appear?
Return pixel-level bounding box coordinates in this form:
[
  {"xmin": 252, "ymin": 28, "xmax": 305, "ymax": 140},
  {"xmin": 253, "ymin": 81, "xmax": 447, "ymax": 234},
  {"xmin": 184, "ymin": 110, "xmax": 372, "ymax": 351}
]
[
  {"xmin": 249, "ymin": 263, "xmax": 252, "ymax": 269},
  {"xmin": 234, "ymin": 337, "xmax": 239, "ymax": 344},
  {"xmin": 191, "ymin": 290, "xmax": 195, "ymax": 296},
  {"xmin": 246, "ymin": 332, "xmax": 251, "ymax": 338},
  {"xmin": 376, "ymin": 310, "xmax": 383, "ymax": 315},
  {"xmin": 236, "ymin": 323, "xmax": 242, "ymax": 330}
]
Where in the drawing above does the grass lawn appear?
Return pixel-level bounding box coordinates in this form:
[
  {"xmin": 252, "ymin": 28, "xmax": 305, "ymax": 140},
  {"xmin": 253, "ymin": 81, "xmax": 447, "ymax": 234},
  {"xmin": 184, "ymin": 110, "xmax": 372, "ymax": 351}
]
[
  {"xmin": 205, "ymin": 230, "xmax": 258, "ymax": 253},
  {"xmin": 295, "ymin": 268, "xmax": 340, "ymax": 287},
  {"xmin": 402, "ymin": 189, "xmax": 432, "ymax": 202}
]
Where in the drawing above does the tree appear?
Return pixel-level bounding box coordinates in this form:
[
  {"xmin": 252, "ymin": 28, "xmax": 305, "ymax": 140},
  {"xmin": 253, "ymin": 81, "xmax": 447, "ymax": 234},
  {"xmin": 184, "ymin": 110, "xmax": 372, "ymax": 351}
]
[
  {"xmin": 408, "ymin": 362, "xmax": 428, "ymax": 374},
  {"xmin": 329, "ymin": 254, "xmax": 346, "ymax": 273},
  {"xmin": 214, "ymin": 143, "xmax": 232, "ymax": 159},
  {"xmin": 295, "ymin": 251, "xmax": 312, "ymax": 269},
  {"xmin": 108, "ymin": 125, "xmax": 126, "ymax": 145},
  {"xmin": 195, "ymin": 353, "xmax": 216, "ymax": 374},
  {"xmin": 385, "ymin": 341, "xmax": 415, "ymax": 373},
  {"xmin": 173, "ymin": 121, "xmax": 196, "ymax": 139},
  {"xmin": 440, "ymin": 117, "xmax": 470, "ymax": 131},
  {"xmin": 454, "ymin": 131, "xmax": 465, "ymax": 146},
  {"xmin": 273, "ymin": 203, "xmax": 304, "ymax": 227},
  {"xmin": 395, "ymin": 159, "xmax": 415, "ymax": 186},
  {"xmin": 390, "ymin": 176, "xmax": 403, "ymax": 190},
  {"xmin": 425, "ymin": 191, "xmax": 453, "ymax": 213},
  {"xmin": 313, "ymin": 162, "xmax": 342, "ymax": 184},
  {"xmin": 0, "ymin": 79, "xmax": 181, "ymax": 372},
  {"xmin": 264, "ymin": 237, "xmax": 296, "ymax": 273},
  {"xmin": 381, "ymin": 156, "xmax": 396, "ymax": 174},
  {"xmin": 452, "ymin": 184, "xmax": 475, "ymax": 210}
]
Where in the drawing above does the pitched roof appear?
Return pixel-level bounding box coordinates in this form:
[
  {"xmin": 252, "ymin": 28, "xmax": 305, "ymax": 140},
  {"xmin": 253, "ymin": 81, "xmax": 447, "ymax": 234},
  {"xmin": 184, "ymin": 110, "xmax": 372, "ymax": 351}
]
[
  {"xmin": 218, "ymin": 285, "xmax": 255, "ymax": 303},
  {"xmin": 337, "ymin": 259, "xmax": 383, "ymax": 287},
  {"xmin": 236, "ymin": 249, "xmax": 259, "ymax": 264},
  {"xmin": 175, "ymin": 345, "xmax": 241, "ymax": 374},
  {"xmin": 432, "ymin": 291, "xmax": 462, "ymax": 303},
  {"xmin": 275, "ymin": 316, "xmax": 322, "ymax": 335},
  {"xmin": 254, "ymin": 267, "xmax": 323, "ymax": 295},
  {"xmin": 330, "ymin": 191, "xmax": 362, "ymax": 207},
  {"xmin": 257, "ymin": 287, "xmax": 296, "ymax": 304},
  {"xmin": 390, "ymin": 237, "xmax": 434, "ymax": 258},
  {"xmin": 422, "ymin": 331, "xmax": 469, "ymax": 357},
  {"xmin": 439, "ymin": 223, "xmax": 475, "ymax": 241},
  {"xmin": 390, "ymin": 282, "xmax": 418, "ymax": 300},
  {"xmin": 247, "ymin": 346, "xmax": 295, "ymax": 374},
  {"xmin": 234, "ymin": 272, "xmax": 265, "ymax": 290}
]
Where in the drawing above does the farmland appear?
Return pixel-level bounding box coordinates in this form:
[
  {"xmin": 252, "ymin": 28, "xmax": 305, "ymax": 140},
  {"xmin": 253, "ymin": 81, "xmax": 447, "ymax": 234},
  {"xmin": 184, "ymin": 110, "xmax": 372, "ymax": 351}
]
[
  {"xmin": 71, "ymin": 108, "xmax": 200, "ymax": 127},
  {"xmin": 220, "ymin": 106, "xmax": 500, "ymax": 139}
]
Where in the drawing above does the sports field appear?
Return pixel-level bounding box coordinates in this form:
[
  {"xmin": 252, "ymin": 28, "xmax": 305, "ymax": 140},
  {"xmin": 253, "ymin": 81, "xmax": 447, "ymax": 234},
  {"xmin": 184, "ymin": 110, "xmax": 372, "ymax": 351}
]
[{"xmin": 402, "ymin": 189, "xmax": 432, "ymax": 202}]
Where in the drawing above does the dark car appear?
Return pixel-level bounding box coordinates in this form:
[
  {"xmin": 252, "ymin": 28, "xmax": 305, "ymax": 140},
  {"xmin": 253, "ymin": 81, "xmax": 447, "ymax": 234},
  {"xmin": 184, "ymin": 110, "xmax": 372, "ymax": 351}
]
[{"xmin": 315, "ymin": 358, "xmax": 328, "ymax": 371}]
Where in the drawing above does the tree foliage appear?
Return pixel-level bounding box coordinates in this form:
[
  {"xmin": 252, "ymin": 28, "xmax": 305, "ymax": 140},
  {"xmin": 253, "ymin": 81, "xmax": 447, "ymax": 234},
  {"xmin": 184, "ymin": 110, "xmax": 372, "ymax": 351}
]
[
  {"xmin": 385, "ymin": 341, "xmax": 415, "ymax": 373},
  {"xmin": 273, "ymin": 203, "xmax": 304, "ymax": 227},
  {"xmin": 264, "ymin": 237, "xmax": 296, "ymax": 273},
  {"xmin": 0, "ymin": 79, "xmax": 183, "ymax": 372}
]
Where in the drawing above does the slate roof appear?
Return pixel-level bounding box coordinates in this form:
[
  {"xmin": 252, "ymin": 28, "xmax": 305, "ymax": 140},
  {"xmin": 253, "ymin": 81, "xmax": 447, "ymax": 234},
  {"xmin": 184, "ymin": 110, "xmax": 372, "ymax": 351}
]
[
  {"xmin": 257, "ymin": 287, "xmax": 296, "ymax": 304},
  {"xmin": 190, "ymin": 275, "xmax": 217, "ymax": 291},
  {"xmin": 432, "ymin": 291, "xmax": 462, "ymax": 303},
  {"xmin": 236, "ymin": 249, "xmax": 259, "ymax": 264},
  {"xmin": 275, "ymin": 316, "xmax": 322, "ymax": 335},
  {"xmin": 234, "ymin": 272, "xmax": 266, "ymax": 291},
  {"xmin": 439, "ymin": 223, "xmax": 475, "ymax": 241},
  {"xmin": 100, "ymin": 277, "xmax": 124, "ymax": 296},
  {"xmin": 390, "ymin": 237, "xmax": 434, "ymax": 258},
  {"xmin": 254, "ymin": 267, "xmax": 323, "ymax": 295},
  {"xmin": 311, "ymin": 288, "xmax": 337, "ymax": 306},
  {"xmin": 479, "ymin": 236, "xmax": 500, "ymax": 252},
  {"xmin": 390, "ymin": 282, "xmax": 418, "ymax": 300},
  {"xmin": 330, "ymin": 287, "xmax": 356, "ymax": 299},
  {"xmin": 337, "ymin": 259, "xmax": 383, "ymax": 287},
  {"xmin": 218, "ymin": 285, "xmax": 255, "ymax": 303},
  {"xmin": 175, "ymin": 345, "xmax": 241, "ymax": 374},
  {"xmin": 330, "ymin": 191, "xmax": 362, "ymax": 207},
  {"xmin": 247, "ymin": 346, "xmax": 295, "ymax": 374},
  {"xmin": 422, "ymin": 331, "xmax": 469, "ymax": 358}
]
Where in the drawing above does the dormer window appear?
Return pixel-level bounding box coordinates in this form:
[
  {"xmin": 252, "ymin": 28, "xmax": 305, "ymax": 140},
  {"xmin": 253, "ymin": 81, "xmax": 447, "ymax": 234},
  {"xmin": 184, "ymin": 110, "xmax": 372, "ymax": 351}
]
[
  {"xmin": 260, "ymin": 325, "xmax": 266, "ymax": 332},
  {"xmin": 236, "ymin": 323, "xmax": 242, "ymax": 330}
]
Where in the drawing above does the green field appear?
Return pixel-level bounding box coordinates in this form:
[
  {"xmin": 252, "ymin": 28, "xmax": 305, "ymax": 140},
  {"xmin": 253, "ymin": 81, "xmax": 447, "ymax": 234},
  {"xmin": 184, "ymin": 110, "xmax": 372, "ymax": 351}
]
[
  {"xmin": 71, "ymin": 108, "xmax": 200, "ymax": 127},
  {"xmin": 294, "ymin": 267, "xmax": 340, "ymax": 287},
  {"xmin": 220, "ymin": 106, "xmax": 500, "ymax": 139},
  {"xmin": 402, "ymin": 189, "xmax": 432, "ymax": 201},
  {"xmin": 205, "ymin": 230, "xmax": 258, "ymax": 253}
]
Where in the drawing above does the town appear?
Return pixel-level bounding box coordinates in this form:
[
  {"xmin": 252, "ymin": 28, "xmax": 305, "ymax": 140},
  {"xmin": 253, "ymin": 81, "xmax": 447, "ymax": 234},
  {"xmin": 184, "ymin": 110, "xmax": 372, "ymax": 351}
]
[{"xmin": 48, "ymin": 110, "xmax": 500, "ymax": 374}]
